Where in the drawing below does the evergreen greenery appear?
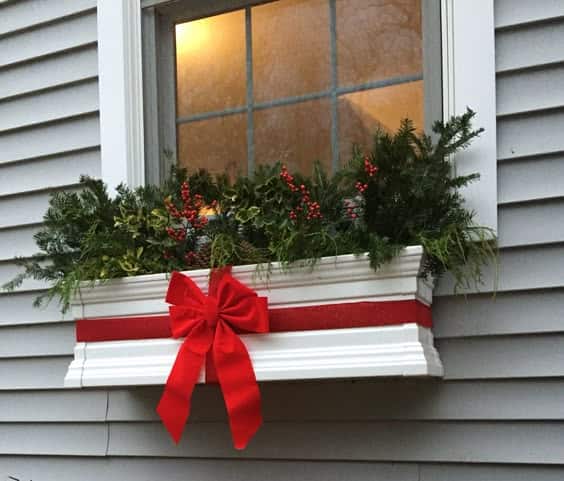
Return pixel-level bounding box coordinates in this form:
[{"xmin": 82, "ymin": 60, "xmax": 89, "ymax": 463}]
[{"xmin": 3, "ymin": 109, "xmax": 496, "ymax": 311}]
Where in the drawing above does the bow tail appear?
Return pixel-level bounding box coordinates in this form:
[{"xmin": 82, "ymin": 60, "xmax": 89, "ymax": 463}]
[
  {"xmin": 157, "ymin": 330, "xmax": 209, "ymax": 443},
  {"xmin": 214, "ymin": 323, "xmax": 263, "ymax": 449}
]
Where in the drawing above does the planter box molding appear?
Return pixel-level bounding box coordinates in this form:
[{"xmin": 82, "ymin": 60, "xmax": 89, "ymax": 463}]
[{"xmin": 65, "ymin": 246, "xmax": 443, "ymax": 387}]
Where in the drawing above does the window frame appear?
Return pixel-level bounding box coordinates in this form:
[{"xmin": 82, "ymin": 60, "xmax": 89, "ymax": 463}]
[{"xmin": 96, "ymin": 0, "xmax": 497, "ymax": 231}]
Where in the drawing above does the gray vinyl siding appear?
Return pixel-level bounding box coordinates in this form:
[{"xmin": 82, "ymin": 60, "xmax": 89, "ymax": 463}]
[{"xmin": 1, "ymin": 0, "xmax": 564, "ymax": 479}]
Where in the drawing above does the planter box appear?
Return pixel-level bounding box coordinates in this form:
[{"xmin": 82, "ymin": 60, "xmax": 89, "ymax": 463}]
[{"xmin": 65, "ymin": 245, "xmax": 443, "ymax": 387}]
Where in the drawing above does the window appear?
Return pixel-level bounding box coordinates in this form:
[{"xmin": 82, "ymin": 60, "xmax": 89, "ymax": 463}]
[
  {"xmin": 96, "ymin": 0, "xmax": 496, "ymax": 230},
  {"xmin": 142, "ymin": 0, "xmax": 442, "ymax": 181}
]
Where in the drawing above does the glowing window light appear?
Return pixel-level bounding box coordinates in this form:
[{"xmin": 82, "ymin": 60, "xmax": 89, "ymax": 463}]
[{"xmin": 175, "ymin": 18, "xmax": 212, "ymax": 55}]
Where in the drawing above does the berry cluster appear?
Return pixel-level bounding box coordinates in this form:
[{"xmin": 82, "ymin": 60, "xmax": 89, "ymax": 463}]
[
  {"xmin": 281, "ymin": 165, "xmax": 323, "ymax": 222},
  {"xmin": 280, "ymin": 164, "xmax": 299, "ymax": 192},
  {"xmin": 164, "ymin": 181, "xmax": 210, "ymax": 241},
  {"xmin": 355, "ymin": 181, "xmax": 368, "ymax": 194},
  {"xmin": 165, "ymin": 226, "xmax": 186, "ymax": 241},
  {"xmin": 364, "ymin": 156, "xmax": 378, "ymax": 177}
]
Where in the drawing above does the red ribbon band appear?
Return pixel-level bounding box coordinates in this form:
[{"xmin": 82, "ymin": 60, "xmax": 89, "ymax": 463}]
[{"xmin": 77, "ymin": 300, "xmax": 431, "ymax": 342}]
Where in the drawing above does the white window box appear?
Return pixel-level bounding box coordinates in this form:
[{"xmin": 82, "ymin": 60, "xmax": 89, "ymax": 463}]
[{"xmin": 65, "ymin": 245, "xmax": 443, "ymax": 388}]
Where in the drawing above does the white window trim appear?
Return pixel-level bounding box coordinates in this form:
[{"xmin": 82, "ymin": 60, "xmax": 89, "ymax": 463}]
[
  {"xmin": 96, "ymin": 0, "xmax": 497, "ymax": 231},
  {"xmin": 97, "ymin": 0, "xmax": 145, "ymax": 191}
]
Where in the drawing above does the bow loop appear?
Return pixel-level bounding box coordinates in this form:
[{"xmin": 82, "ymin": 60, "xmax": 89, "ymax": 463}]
[{"xmin": 157, "ymin": 269, "xmax": 269, "ymax": 449}]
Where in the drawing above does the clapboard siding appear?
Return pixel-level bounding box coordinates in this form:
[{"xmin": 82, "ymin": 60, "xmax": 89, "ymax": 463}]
[
  {"xmin": 0, "ymin": 0, "xmax": 563, "ymax": 478},
  {"xmin": 495, "ymin": 18, "xmax": 564, "ymax": 73},
  {"xmin": 0, "ymin": 79, "xmax": 99, "ymax": 132},
  {"xmin": 435, "ymin": 244, "xmax": 564, "ymax": 295},
  {"xmin": 0, "ymin": 390, "xmax": 107, "ymax": 422},
  {"xmin": 107, "ymin": 421, "xmax": 564, "ymax": 463},
  {"xmin": 0, "ymin": 322, "xmax": 74, "ymax": 358},
  {"xmin": 494, "ymin": 0, "xmax": 564, "ymax": 29},
  {"xmin": 0, "ymin": 356, "xmax": 71, "ymax": 390},
  {"xmin": 0, "ymin": 148, "xmax": 101, "ymax": 197},
  {"xmin": 498, "ymin": 153, "xmax": 564, "ymax": 204},
  {"xmin": 0, "ymin": 0, "xmax": 96, "ymax": 36},
  {"xmin": 0, "ymin": 423, "xmax": 107, "ymax": 456},
  {"xmin": 434, "ymin": 289, "xmax": 564, "ymax": 338},
  {"xmin": 0, "ymin": 10, "xmax": 97, "ymax": 68},
  {"xmin": 497, "ymin": 108, "xmax": 564, "ymax": 161},
  {"xmin": 498, "ymin": 199, "xmax": 564, "ymax": 247},
  {"xmin": 0, "ymin": 291, "xmax": 70, "ymax": 326},
  {"xmin": 0, "ymin": 225, "xmax": 40, "ymax": 261},
  {"xmin": 0, "ymin": 45, "xmax": 97, "ymax": 100},
  {"xmin": 497, "ymin": 63, "xmax": 564, "ymax": 117},
  {"xmin": 2, "ymin": 458, "xmax": 563, "ymax": 481},
  {"xmin": 0, "ymin": 188, "xmax": 81, "ymax": 230},
  {"xmin": 0, "ymin": 458, "xmax": 420, "ymax": 481},
  {"xmin": 107, "ymin": 379, "xmax": 564, "ymax": 422},
  {"xmin": 0, "ymin": 114, "xmax": 100, "ymax": 165}
]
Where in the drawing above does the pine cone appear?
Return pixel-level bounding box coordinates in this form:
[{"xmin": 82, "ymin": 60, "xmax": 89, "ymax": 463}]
[{"xmin": 192, "ymin": 242, "xmax": 212, "ymax": 268}]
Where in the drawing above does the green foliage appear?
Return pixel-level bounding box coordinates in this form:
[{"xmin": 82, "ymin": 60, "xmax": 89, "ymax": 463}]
[{"xmin": 2, "ymin": 109, "xmax": 497, "ymax": 311}]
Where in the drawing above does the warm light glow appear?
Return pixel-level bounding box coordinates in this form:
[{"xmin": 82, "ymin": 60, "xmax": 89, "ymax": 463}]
[{"xmin": 175, "ymin": 19, "xmax": 212, "ymax": 55}]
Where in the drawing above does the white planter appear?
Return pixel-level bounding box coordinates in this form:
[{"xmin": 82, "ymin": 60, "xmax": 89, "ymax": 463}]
[{"xmin": 65, "ymin": 245, "xmax": 443, "ymax": 387}]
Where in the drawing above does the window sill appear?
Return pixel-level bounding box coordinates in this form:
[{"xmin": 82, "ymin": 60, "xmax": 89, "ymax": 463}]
[{"xmin": 64, "ymin": 246, "xmax": 443, "ymax": 388}]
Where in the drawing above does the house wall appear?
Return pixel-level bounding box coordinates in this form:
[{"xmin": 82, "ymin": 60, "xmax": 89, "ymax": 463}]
[{"xmin": 1, "ymin": 0, "xmax": 564, "ymax": 479}]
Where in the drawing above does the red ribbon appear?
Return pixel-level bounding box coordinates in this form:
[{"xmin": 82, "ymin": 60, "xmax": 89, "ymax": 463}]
[{"xmin": 156, "ymin": 268, "xmax": 268, "ymax": 449}]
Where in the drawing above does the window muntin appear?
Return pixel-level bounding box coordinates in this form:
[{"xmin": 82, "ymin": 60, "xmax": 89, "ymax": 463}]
[{"xmin": 174, "ymin": 0, "xmax": 424, "ymax": 178}]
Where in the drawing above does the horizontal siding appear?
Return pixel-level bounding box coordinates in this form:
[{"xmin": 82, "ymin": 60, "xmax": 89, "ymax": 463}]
[
  {"xmin": 495, "ymin": 0, "xmax": 564, "ymax": 29},
  {"xmin": 497, "ymin": 63, "xmax": 564, "ymax": 117},
  {"xmin": 498, "ymin": 153, "xmax": 564, "ymax": 204},
  {"xmin": 498, "ymin": 199, "xmax": 564, "ymax": 247},
  {"xmin": 0, "ymin": 10, "xmax": 96, "ymax": 68},
  {"xmin": 0, "ymin": 0, "xmax": 96, "ymax": 36},
  {"xmin": 435, "ymin": 244, "xmax": 564, "ymax": 295},
  {"xmin": 0, "ymin": 79, "xmax": 99, "ymax": 132},
  {"xmin": 0, "ymin": 322, "xmax": 74, "ymax": 358},
  {"xmin": 0, "ymin": 291, "xmax": 70, "ymax": 326},
  {"xmin": 0, "ymin": 148, "xmax": 100, "ymax": 197},
  {"xmin": 0, "ymin": 45, "xmax": 97, "ymax": 100},
  {"xmin": 495, "ymin": 18, "xmax": 564, "ymax": 73},
  {"xmin": 0, "ymin": 423, "xmax": 107, "ymax": 456},
  {"xmin": 497, "ymin": 108, "xmax": 564, "ymax": 160},
  {"xmin": 1, "ymin": 458, "xmax": 563, "ymax": 481},
  {"xmin": 0, "ymin": 390, "xmax": 107, "ymax": 422},
  {"xmin": 0, "ymin": 458, "xmax": 420, "ymax": 481},
  {"xmin": 0, "ymin": 190, "xmax": 71, "ymax": 230},
  {"xmin": 0, "ymin": 114, "xmax": 100, "ymax": 165},
  {"xmin": 434, "ymin": 289, "xmax": 564, "ymax": 338},
  {"xmin": 438, "ymin": 334, "xmax": 564, "ymax": 379},
  {"xmin": 107, "ymin": 379, "xmax": 564, "ymax": 422},
  {"xmin": 0, "ymin": 225, "xmax": 40, "ymax": 261},
  {"xmin": 107, "ymin": 421, "xmax": 564, "ymax": 463},
  {"xmin": 0, "ymin": 356, "xmax": 71, "ymax": 390}
]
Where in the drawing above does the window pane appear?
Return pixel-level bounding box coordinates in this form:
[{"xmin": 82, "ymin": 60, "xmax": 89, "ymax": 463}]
[
  {"xmin": 336, "ymin": 0, "xmax": 422, "ymax": 87},
  {"xmin": 338, "ymin": 80, "xmax": 423, "ymax": 161},
  {"xmin": 254, "ymin": 99, "xmax": 332, "ymax": 173},
  {"xmin": 252, "ymin": 0, "xmax": 331, "ymax": 102},
  {"xmin": 177, "ymin": 114, "xmax": 248, "ymax": 179},
  {"xmin": 176, "ymin": 10, "xmax": 246, "ymax": 117}
]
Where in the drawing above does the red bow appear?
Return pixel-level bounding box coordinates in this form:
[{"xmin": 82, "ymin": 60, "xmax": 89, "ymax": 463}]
[{"xmin": 157, "ymin": 268, "xmax": 268, "ymax": 449}]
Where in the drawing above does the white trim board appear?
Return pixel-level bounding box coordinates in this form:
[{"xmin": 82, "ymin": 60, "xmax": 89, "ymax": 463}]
[
  {"xmin": 64, "ymin": 324, "xmax": 444, "ymax": 387},
  {"xmin": 97, "ymin": 0, "xmax": 145, "ymax": 191},
  {"xmin": 441, "ymin": 0, "xmax": 497, "ymax": 231}
]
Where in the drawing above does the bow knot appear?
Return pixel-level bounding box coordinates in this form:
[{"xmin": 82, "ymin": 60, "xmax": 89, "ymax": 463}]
[
  {"xmin": 203, "ymin": 296, "xmax": 219, "ymax": 329},
  {"xmin": 157, "ymin": 268, "xmax": 268, "ymax": 449}
]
